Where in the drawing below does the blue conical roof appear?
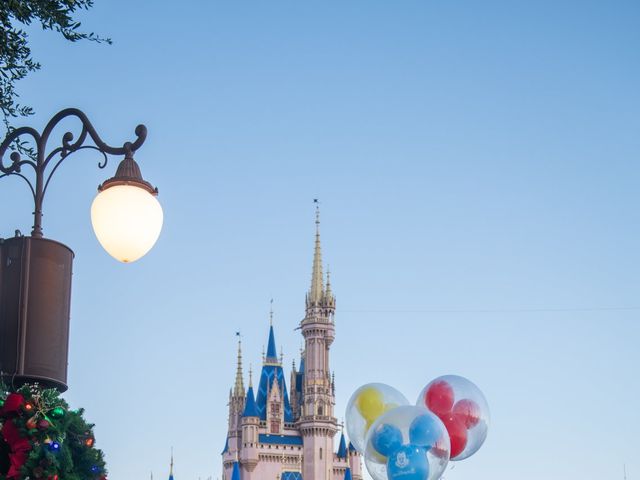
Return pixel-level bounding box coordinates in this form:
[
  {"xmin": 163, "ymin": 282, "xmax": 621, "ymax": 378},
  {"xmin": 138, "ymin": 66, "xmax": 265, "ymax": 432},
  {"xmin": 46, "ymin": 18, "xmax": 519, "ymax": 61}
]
[
  {"xmin": 256, "ymin": 324, "xmax": 293, "ymax": 422},
  {"xmin": 231, "ymin": 461, "xmax": 241, "ymax": 480},
  {"xmin": 243, "ymin": 386, "xmax": 259, "ymax": 417},
  {"xmin": 266, "ymin": 325, "xmax": 278, "ymax": 360},
  {"xmin": 337, "ymin": 432, "xmax": 347, "ymax": 459},
  {"xmin": 344, "ymin": 467, "xmax": 352, "ymax": 480}
]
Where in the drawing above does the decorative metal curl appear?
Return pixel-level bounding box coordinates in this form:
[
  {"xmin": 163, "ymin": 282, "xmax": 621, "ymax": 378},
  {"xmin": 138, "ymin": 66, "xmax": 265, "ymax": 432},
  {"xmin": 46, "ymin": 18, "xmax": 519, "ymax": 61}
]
[{"xmin": 0, "ymin": 108, "xmax": 147, "ymax": 238}]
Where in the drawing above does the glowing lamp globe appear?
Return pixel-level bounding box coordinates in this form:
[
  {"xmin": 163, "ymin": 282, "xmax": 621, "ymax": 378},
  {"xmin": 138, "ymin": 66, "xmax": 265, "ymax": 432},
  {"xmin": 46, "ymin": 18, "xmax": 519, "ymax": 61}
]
[{"xmin": 91, "ymin": 156, "xmax": 162, "ymax": 263}]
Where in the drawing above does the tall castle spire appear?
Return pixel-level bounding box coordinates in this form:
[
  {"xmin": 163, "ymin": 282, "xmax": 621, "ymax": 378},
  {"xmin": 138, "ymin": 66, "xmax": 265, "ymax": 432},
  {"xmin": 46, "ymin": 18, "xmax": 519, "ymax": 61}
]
[
  {"xmin": 307, "ymin": 202, "xmax": 324, "ymax": 306},
  {"xmin": 168, "ymin": 448, "xmax": 174, "ymax": 480},
  {"xmin": 299, "ymin": 202, "xmax": 338, "ymax": 480},
  {"xmin": 234, "ymin": 335, "xmax": 245, "ymax": 398}
]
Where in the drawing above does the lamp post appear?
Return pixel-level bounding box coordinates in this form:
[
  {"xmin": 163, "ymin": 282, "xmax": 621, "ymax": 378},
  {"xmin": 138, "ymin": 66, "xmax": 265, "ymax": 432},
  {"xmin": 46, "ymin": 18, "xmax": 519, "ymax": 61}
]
[{"xmin": 0, "ymin": 107, "xmax": 163, "ymax": 391}]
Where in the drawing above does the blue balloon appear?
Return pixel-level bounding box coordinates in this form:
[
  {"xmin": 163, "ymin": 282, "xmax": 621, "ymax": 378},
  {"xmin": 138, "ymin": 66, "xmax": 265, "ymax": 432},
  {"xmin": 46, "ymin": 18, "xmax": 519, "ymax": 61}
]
[
  {"xmin": 387, "ymin": 444, "xmax": 430, "ymax": 480},
  {"xmin": 370, "ymin": 423, "xmax": 403, "ymax": 457},
  {"xmin": 409, "ymin": 414, "xmax": 440, "ymax": 448}
]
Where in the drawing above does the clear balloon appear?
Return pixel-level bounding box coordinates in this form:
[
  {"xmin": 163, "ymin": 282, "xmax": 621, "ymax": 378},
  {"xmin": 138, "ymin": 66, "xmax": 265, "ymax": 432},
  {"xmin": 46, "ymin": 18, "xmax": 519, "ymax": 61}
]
[
  {"xmin": 364, "ymin": 405, "xmax": 450, "ymax": 480},
  {"xmin": 346, "ymin": 383, "xmax": 409, "ymax": 454},
  {"xmin": 416, "ymin": 375, "xmax": 490, "ymax": 461}
]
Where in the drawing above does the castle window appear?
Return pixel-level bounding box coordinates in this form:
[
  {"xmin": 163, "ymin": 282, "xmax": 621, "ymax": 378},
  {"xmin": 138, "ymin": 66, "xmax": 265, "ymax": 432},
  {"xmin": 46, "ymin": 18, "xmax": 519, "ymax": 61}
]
[
  {"xmin": 320, "ymin": 447, "xmax": 323, "ymax": 460},
  {"xmin": 271, "ymin": 420, "xmax": 280, "ymax": 434}
]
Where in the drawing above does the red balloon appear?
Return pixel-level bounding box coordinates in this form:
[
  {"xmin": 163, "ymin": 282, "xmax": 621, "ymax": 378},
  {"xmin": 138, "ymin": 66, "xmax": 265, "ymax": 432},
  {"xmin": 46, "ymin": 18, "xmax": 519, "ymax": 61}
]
[
  {"xmin": 453, "ymin": 399, "xmax": 481, "ymax": 429},
  {"xmin": 441, "ymin": 414, "xmax": 468, "ymax": 459},
  {"xmin": 425, "ymin": 380, "xmax": 454, "ymax": 416}
]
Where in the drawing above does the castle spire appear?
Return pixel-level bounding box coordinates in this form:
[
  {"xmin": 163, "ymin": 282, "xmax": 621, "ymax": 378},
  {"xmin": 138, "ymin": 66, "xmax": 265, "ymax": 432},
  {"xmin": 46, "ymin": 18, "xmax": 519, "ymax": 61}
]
[
  {"xmin": 308, "ymin": 200, "xmax": 324, "ymax": 304},
  {"xmin": 265, "ymin": 304, "xmax": 279, "ymax": 363},
  {"xmin": 168, "ymin": 448, "xmax": 174, "ymax": 480},
  {"xmin": 233, "ymin": 333, "xmax": 245, "ymax": 398}
]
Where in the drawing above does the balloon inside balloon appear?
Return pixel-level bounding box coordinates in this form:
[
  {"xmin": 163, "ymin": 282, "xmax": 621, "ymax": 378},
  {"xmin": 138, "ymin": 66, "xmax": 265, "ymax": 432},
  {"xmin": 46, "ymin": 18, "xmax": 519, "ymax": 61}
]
[
  {"xmin": 346, "ymin": 383, "xmax": 409, "ymax": 454},
  {"xmin": 416, "ymin": 375, "xmax": 490, "ymax": 461},
  {"xmin": 364, "ymin": 406, "xmax": 450, "ymax": 480}
]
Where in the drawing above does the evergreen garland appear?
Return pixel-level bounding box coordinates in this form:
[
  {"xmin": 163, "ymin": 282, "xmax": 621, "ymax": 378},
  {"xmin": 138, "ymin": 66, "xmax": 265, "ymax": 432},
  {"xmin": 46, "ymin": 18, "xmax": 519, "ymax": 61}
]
[{"xmin": 0, "ymin": 383, "xmax": 107, "ymax": 480}]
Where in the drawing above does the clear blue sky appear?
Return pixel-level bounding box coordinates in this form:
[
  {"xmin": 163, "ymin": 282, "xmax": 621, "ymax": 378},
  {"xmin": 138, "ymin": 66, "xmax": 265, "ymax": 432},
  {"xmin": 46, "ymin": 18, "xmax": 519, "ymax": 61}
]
[{"xmin": 1, "ymin": 1, "xmax": 638, "ymax": 479}]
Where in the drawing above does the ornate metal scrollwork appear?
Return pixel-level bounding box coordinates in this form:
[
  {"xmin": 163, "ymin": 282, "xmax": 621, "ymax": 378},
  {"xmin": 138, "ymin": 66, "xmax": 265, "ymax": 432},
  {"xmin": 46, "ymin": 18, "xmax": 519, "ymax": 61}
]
[{"xmin": 0, "ymin": 108, "xmax": 147, "ymax": 237}]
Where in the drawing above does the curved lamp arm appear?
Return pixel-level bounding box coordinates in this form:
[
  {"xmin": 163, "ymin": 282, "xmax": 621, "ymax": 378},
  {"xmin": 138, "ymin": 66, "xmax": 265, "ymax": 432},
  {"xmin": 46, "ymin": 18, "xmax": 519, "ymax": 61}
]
[{"xmin": 0, "ymin": 108, "xmax": 148, "ymax": 238}]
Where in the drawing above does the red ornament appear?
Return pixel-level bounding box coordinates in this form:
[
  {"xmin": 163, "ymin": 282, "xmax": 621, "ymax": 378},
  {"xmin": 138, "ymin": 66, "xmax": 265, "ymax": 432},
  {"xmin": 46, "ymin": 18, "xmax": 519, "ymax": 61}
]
[
  {"xmin": 425, "ymin": 380, "xmax": 455, "ymax": 416},
  {"xmin": 85, "ymin": 437, "xmax": 95, "ymax": 447},
  {"xmin": 37, "ymin": 419, "xmax": 50, "ymax": 430},
  {"xmin": 441, "ymin": 414, "xmax": 468, "ymax": 459},
  {"xmin": 453, "ymin": 399, "xmax": 481, "ymax": 429},
  {"xmin": 25, "ymin": 417, "xmax": 37, "ymax": 430},
  {"xmin": 1, "ymin": 393, "xmax": 25, "ymax": 415}
]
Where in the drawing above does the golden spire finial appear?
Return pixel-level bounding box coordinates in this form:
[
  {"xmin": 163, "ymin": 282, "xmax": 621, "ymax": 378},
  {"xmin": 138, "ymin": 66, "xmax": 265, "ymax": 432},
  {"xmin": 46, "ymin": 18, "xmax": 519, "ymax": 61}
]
[
  {"xmin": 325, "ymin": 266, "xmax": 333, "ymax": 297},
  {"xmin": 309, "ymin": 199, "xmax": 324, "ymax": 304}
]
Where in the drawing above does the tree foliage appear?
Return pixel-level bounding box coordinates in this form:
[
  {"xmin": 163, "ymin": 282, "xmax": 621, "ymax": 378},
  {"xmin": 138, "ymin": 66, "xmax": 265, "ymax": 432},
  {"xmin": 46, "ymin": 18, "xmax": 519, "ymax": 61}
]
[{"xmin": 0, "ymin": 0, "xmax": 110, "ymax": 133}]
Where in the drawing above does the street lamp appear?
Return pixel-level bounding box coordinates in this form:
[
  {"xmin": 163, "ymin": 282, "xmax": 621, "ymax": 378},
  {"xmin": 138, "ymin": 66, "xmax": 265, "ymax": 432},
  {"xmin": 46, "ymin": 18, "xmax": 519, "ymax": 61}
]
[{"xmin": 0, "ymin": 107, "xmax": 162, "ymax": 391}]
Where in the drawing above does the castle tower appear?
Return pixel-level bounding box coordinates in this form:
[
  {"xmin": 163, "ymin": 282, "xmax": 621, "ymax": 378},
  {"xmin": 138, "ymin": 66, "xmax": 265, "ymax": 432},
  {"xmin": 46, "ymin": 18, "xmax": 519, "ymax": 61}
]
[
  {"xmin": 299, "ymin": 206, "xmax": 339, "ymax": 480},
  {"xmin": 227, "ymin": 337, "xmax": 245, "ymax": 459},
  {"xmin": 348, "ymin": 442, "xmax": 363, "ymax": 480},
  {"xmin": 241, "ymin": 367, "xmax": 259, "ymax": 473}
]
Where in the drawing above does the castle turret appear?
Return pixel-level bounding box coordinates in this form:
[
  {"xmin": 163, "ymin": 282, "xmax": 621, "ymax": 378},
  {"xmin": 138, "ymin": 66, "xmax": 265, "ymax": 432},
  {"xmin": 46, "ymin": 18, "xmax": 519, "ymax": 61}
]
[
  {"xmin": 348, "ymin": 442, "xmax": 363, "ymax": 480},
  {"xmin": 300, "ymin": 206, "xmax": 339, "ymax": 480},
  {"xmin": 227, "ymin": 337, "xmax": 245, "ymax": 459},
  {"xmin": 241, "ymin": 368, "xmax": 259, "ymax": 473}
]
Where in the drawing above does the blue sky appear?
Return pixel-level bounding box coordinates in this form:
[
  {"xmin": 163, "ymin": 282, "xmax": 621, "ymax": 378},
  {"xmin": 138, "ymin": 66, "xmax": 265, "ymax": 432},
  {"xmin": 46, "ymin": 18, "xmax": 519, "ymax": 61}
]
[{"xmin": 1, "ymin": 1, "xmax": 639, "ymax": 479}]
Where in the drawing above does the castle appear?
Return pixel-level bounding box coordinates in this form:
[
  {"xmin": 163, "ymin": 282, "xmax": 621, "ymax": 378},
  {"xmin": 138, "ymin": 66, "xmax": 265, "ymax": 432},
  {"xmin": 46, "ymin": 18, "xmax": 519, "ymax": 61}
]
[{"xmin": 221, "ymin": 209, "xmax": 363, "ymax": 480}]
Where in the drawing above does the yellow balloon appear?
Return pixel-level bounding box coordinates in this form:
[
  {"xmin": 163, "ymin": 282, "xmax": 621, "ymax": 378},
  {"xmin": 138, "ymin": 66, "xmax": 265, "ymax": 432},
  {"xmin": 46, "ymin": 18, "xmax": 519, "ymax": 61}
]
[{"xmin": 356, "ymin": 387, "xmax": 385, "ymax": 425}]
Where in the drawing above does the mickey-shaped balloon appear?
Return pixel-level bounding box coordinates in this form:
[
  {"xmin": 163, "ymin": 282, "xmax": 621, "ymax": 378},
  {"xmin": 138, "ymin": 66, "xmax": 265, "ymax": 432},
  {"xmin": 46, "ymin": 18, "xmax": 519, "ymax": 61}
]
[
  {"xmin": 417, "ymin": 375, "xmax": 489, "ymax": 461},
  {"xmin": 364, "ymin": 406, "xmax": 450, "ymax": 480},
  {"xmin": 346, "ymin": 383, "xmax": 409, "ymax": 454}
]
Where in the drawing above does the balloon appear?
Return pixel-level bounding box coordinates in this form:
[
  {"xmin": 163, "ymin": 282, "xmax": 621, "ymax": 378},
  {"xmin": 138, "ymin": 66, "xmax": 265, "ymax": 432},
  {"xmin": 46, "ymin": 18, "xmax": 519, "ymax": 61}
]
[
  {"xmin": 387, "ymin": 445, "xmax": 429, "ymax": 480},
  {"xmin": 453, "ymin": 399, "xmax": 481, "ymax": 429},
  {"xmin": 424, "ymin": 381, "xmax": 454, "ymax": 416},
  {"xmin": 357, "ymin": 387, "xmax": 385, "ymax": 427},
  {"xmin": 364, "ymin": 406, "xmax": 450, "ymax": 480},
  {"xmin": 409, "ymin": 414, "xmax": 440, "ymax": 448},
  {"xmin": 346, "ymin": 384, "xmax": 409, "ymax": 454},
  {"xmin": 417, "ymin": 375, "xmax": 490, "ymax": 461},
  {"xmin": 370, "ymin": 423, "xmax": 403, "ymax": 457},
  {"xmin": 440, "ymin": 414, "xmax": 467, "ymax": 459}
]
